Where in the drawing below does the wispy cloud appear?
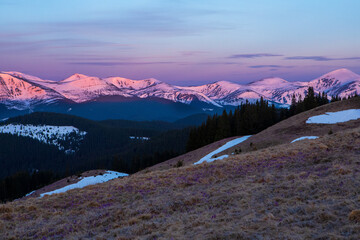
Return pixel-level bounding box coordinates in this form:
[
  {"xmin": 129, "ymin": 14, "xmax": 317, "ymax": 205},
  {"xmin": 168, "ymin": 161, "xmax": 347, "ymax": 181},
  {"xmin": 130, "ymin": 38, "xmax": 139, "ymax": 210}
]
[
  {"xmin": 69, "ymin": 61, "xmax": 177, "ymax": 66},
  {"xmin": 249, "ymin": 65, "xmax": 293, "ymax": 68},
  {"xmin": 0, "ymin": 38, "xmax": 130, "ymax": 53},
  {"xmin": 180, "ymin": 51, "xmax": 209, "ymax": 56},
  {"xmin": 179, "ymin": 61, "xmax": 240, "ymax": 66},
  {"xmin": 286, "ymin": 56, "xmax": 360, "ymax": 61},
  {"xmin": 35, "ymin": 6, "xmax": 235, "ymax": 38},
  {"xmin": 228, "ymin": 53, "xmax": 283, "ymax": 59}
]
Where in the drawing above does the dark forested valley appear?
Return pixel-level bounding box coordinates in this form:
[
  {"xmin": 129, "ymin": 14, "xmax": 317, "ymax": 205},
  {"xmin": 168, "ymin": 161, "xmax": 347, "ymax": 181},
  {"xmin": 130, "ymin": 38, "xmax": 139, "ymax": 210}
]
[{"xmin": 1, "ymin": 87, "xmax": 355, "ymax": 202}]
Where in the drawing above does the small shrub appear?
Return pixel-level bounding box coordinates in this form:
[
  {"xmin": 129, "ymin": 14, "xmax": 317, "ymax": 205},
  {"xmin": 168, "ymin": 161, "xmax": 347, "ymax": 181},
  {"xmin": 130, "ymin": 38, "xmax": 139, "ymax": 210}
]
[
  {"xmin": 175, "ymin": 160, "xmax": 184, "ymax": 168},
  {"xmin": 234, "ymin": 148, "xmax": 242, "ymax": 154},
  {"xmin": 328, "ymin": 129, "xmax": 333, "ymax": 135},
  {"xmin": 249, "ymin": 142, "xmax": 257, "ymax": 151}
]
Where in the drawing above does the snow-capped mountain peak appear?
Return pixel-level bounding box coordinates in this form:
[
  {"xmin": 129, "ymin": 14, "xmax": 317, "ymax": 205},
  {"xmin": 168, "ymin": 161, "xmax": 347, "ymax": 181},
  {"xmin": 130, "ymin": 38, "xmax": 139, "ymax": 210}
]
[
  {"xmin": 0, "ymin": 72, "xmax": 64, "ymax": 105},
  {"xmin": 248, "ymin": 77, "xmax": 289, "ymax": 87},
  {"xmin": 2, "ymin": 71, "xmax": 51, "ymax": 83},
  {"xmin": 309, "ymin": 69, "xmax": 360, "ymax": 97},
  {"xmin": 317, "ymin": 68, "xmax": 360, "ymax": 83},
  {"xmin": 0, "ymin": 68, "xmax": 359, "ymax": 110},
  {"xmin": 104, "ymin": 77, "xmax": 161, "ymax": 90},
  {"xmin": 61, "ymin": 73, "xmax": 91, "ymax": 82}
]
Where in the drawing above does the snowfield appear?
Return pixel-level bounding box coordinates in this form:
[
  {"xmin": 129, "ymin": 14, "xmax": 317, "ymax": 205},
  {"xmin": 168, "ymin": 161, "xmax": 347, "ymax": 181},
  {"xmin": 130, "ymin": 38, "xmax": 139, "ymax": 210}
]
[
  {"xmin": 194, "ymin": 135, "xmax": 251, "ymax": 165},
  {"xmin": 40, "ymin": 171, "xmax": 128, "ymax": 197},
  {"xmin": 306, "ymin": 109, "xmax": 360, "ymax": 124},
  {"xmin": 291, "ymin": 136, "xmax": 319, "ymax": 143},
  {"xmin": 129, "ymin": 136, "xmax": 150, "ymax": 140},
  {"xmin": 0, "ymin": 124, "xmax": 87, "ymax": 152}
]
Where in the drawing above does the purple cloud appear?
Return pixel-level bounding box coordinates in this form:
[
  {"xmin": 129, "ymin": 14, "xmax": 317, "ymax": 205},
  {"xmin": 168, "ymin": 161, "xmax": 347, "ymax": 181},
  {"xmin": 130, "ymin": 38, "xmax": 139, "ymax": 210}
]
[
  {"xmin": 286, "ymin": 56, "xmax": 360, "ymax": 61},
  {"xmin": 249, "ymin": 65, "xmax": 293, "ymax": 68},
  {"xmin": 180, "ymin": 51, "xmax": 209, "ymax": 56},
  {"xmin": 228, "ymin": 53, "xmax": 283, "ymax": 59},
  {"xmin": 69, "ymin": 61, "xmax": 176, "ymax": 66}
]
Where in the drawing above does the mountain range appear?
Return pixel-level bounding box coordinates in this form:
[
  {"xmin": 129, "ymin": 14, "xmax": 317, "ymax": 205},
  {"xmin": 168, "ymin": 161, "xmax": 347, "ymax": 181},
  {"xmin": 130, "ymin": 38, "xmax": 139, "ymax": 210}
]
[{"xmin": 1, "ymin": 68, "xmax": 359, "ymax": 120}]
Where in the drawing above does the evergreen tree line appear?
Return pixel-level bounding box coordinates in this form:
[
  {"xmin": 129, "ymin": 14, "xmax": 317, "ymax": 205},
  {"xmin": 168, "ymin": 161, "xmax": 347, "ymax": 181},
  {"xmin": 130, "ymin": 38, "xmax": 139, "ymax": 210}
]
[
  {"xmin": 288, "ymin": 87, "xmax": 357, "ymax": 115},
  {"xmin": 187, "ymin": 87, "xmax": 358, "ymax": 151},
  {"xmin": 0, "ymin": 113, "xmax": 191, "ymax": 202},
  {"xmin": 0, "ymin": 170, "xmax": 58, "ymax": 202},
  {"xmin": 187, "ymin": 97, "xmax": 279, "ymax": 151},
  {"xmin": 111, "ymin": 150, "xmax": 178, "ymax": 174}
]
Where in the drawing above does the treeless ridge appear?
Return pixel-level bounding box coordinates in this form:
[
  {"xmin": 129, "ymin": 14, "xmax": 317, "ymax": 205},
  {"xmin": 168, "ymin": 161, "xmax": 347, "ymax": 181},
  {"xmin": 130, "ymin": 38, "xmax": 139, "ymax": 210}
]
[{"xmin": 1, "ymin": 125, "xmax": 360, "ymax": 239}]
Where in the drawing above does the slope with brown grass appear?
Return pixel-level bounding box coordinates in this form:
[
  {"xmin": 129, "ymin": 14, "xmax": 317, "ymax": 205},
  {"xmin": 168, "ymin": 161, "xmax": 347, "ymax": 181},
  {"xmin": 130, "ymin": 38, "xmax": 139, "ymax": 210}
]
[
  {"xmin": 145, "ymin": 97, "xmax": 360, "ymax": 172},
  {"xmin": 1, "ymin": 125, "xmax": 360, "ymax": 239}
]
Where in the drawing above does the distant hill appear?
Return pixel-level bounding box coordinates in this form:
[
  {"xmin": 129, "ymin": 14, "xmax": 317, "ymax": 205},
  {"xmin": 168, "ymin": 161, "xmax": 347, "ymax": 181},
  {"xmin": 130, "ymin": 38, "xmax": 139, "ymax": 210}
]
[{"xmin": 0, "ymin": 111, "xmax": 207, "ymax": 180}]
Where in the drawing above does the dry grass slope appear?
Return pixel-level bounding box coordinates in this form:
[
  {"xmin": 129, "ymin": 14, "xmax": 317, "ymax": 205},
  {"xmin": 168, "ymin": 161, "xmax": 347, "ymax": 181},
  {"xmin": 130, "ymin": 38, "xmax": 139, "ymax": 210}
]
[
  {"xmin": 146, "ymin": 97, "xmax": 360, "ymax": 172},
  {"xmin": 1, "ymin": 125, "xmax": 360, "ymax": 239}
]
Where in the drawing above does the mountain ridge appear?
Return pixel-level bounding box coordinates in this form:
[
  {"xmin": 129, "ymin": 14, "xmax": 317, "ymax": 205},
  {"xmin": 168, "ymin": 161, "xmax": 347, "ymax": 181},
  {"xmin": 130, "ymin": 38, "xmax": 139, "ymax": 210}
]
[{"xmin": 1, "ymin": 68, "xmax": 359, "ymax": 111}]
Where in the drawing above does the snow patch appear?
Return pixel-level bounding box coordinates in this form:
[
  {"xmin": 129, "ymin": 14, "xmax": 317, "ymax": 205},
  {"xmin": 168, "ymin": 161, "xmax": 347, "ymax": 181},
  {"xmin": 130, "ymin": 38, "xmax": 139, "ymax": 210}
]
[
  {"xmin": 306, "ymin": 109, "xmax": 360, "ymax": 124},
  {"xmin": 194, "ymin": 135, "xmax": 251, "ymax": 165},
  {"xmin": 291, "ymin": 136, "xmax": 319, "ymax": 143},
  {"xmin": 40, "ymin": 171, "xmax": 128, "ymax": 197},
  {"xmin": 129, "ymin": 136, "xmax": 150, "ymax": 140},
  {"xmin": 25, "ymin": 190, "xmax": 35, "ymax": 197}
]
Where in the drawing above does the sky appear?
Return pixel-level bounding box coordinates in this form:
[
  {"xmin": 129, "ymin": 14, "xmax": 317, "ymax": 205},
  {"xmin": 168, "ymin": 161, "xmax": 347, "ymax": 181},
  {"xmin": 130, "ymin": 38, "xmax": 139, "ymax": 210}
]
[{"xmin": 0, "ymin": 0, "xmax": 359, "ymax": 85}]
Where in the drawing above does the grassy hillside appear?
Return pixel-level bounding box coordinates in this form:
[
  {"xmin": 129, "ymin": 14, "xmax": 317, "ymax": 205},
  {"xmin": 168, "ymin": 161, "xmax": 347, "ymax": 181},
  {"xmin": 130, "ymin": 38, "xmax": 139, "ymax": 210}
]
[
  {"xmin": 145, "ymin": 96, "xmax": 360, "ymax": 172},
  {"xmin": 0, "ymin": 102, "xmax": 360, "ymax": 239}
]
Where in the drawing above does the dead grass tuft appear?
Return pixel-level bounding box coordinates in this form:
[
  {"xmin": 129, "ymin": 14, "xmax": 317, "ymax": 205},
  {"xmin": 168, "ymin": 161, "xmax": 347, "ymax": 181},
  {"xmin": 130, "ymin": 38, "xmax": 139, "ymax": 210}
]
[
  {"xmin": 27, "ymin": 205, "xmax": 37, "ymax": 211},
  {"xmin": 87, "ymin": 201, "xmax": 100, "ymax": 208},
  {"xmin": 349, "ymin": 210, "xmax": 360, "ymax": 222},
  {"xmin": 0, "ymin": 206, "xmax": 12, "ymax": 213},
  {"xmin": 1, "ymin": 213, "xmax": 13, "ymax": 220},
  {"xmin": 316, "ymin": 212, "xmax": 336, "ymax": 223}
]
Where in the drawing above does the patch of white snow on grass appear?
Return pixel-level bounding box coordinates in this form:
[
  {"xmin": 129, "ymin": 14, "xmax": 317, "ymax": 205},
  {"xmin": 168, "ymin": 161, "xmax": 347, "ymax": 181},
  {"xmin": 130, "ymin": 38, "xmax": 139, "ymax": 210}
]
[
  {"xmin": 306, "ymin": 109, "xmax": 360, "ymax": 124},
  {"xmin": 291, "ymin": 136, "xmax": 319, "ymax": 143},
  {"xmin": 194, "ymin": 135, "xmax": 251, "ymax": 165},
  {"xmin": 40, "ymin": 171, "xmax": 128, "ymax": 197},
  {"xmin": 25, "ymin": 190, "xmax": 35, "ymax": 197}
]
